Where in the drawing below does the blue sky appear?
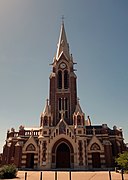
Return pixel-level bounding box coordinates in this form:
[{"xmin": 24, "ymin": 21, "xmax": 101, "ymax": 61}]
[{"xmin": 0, "ymin": 0, "xmax": 128, "ymax": 152}]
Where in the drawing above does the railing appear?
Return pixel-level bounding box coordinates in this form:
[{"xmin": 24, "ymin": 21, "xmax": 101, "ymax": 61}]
[{"xmin": 7, "ymin": 130, "xmax": 39, "ymax": 138}]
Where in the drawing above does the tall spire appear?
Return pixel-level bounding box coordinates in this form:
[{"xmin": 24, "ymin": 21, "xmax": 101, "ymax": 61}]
[{"xmin": 56, "ymin": 21, "xmax": 70, "ymax": 60}]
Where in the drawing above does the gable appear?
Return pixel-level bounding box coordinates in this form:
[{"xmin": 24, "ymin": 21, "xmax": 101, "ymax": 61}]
[
  {"xmin": 50, "ymin": 119, "xmax": 74, "ymax": 138},
  {"xmin": 57, "ymin": 51, "xmax": 69, "ymax": 62},
  {"xmin": 87, "ymin": 135, "xmax": 104, "ymax": 152},
  {"xmin": 22, "ymin": 136, "xmax": 38, "ymax": 153}
]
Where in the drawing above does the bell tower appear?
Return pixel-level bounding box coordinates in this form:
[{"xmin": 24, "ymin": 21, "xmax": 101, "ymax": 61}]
[{"xmin": 49, "ymin": 22, "xmax": 77, "ymax": 125}]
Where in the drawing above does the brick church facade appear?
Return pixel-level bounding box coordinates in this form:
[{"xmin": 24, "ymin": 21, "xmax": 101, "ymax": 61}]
[{"xmin": 2, "ymin": 22, "xmax": 126, "ymax": 169}]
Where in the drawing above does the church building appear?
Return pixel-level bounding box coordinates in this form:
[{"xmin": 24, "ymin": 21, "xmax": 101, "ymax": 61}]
[{"xmin": 2, "ymin": 22, "xmax": 126, "ymax": 169}]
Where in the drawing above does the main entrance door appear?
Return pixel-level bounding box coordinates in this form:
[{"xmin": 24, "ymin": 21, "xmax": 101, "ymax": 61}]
[
  {"xmin": 92, "ymin": 152, "xmax": 101, "ymax": 168},
  {"xmin": 56, "ymin": 143, "xmax": 70, "ymax": 168},
  {"xmin": 26, "ymin": 153, "xmax": 34, "ymax": 168}
]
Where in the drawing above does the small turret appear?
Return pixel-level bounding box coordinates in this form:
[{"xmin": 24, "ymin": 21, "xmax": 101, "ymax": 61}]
[
  {"xmin": 40, "ymin": 99, "xmax": 53, "ymax": 127},
  {"xmin": 73, "ymin": 98, "xmax": 85, "ymax": 127},
  {"xmin": 85, "ymin": 116, "xmax": 91, "ymax": 126}
]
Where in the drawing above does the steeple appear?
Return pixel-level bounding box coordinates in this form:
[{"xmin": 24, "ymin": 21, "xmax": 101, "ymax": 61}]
[
  {"xmin": 49, "ymin": 22, "xmax": 77, "ymax": 125},
  {"xmin": 56, "ymin": 21, "xmax": 70, "ymax": 60}
]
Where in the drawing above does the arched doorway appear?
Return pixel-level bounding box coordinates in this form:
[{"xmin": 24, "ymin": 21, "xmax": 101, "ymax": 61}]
[
  {"xmin": 92, "ymin": 152, "xmax": 101, "ymax": 168},
  {"xmin": 56, "ymin": 143, "xmax": 70, "ymax": 168},
  {"xmin": 26, "ymin": 153, "xmax": 34, "ymax": 168},
  {"xmin": 25, "ymin": 144, "xmax": 36, "ymax": 168}
]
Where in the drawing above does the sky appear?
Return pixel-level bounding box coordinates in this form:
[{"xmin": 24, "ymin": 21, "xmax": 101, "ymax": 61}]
[{"xmin": 0, "ymin": 0, "xmax": 128, "ymax": 152}]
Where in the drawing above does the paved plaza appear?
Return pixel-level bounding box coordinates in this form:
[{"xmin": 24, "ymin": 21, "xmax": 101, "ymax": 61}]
[{"xmin": 10, "ymin": 171, "xmax": 128, "ymax": 180}]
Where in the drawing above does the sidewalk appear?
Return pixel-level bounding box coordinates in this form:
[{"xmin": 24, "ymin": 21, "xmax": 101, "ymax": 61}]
[{"xmin": 12, "ymin": 171, "xmax": 128, "ymax": 180}]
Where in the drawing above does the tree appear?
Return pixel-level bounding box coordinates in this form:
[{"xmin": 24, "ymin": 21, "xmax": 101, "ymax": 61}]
[{"xmin": 115, "ymin": 151, "xmax": 128, "ymax": 170}]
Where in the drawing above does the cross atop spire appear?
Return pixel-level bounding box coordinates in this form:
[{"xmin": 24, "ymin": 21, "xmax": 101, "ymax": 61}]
[{"xmin": 61, "ymin": 15, "xmax": 65, "ymax": 24}]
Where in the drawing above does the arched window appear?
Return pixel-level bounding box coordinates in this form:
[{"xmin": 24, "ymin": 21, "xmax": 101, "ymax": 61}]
[
  {"xmin": 64, "ymin": 98, "xmax": 68, "ymax": 118},
  {"xmin": 58, "ymin": 70, "xmax": 62, "ymax": 89},
  {"xmin": 26, "ymin": 144, "xmax": 36, "ymax": 151},
  {"xmin": 59, "ymin": 121, "xmax": 66, "ymax": 134},
  {"xmin": 59, "ymin": 98, "xmax": 62, "ymax": 111},
  {"xmin": 44, "ymin": 116, "xmax": 48, "ymax": 126},
  {"xmin": 74, "ymin": 116, "xmax": 76, "ymax": 125},
  {"xmin": 58, "ymin": 98, "xmax": 62, "ymax": 119},
  {"xmin": 90, "ymin": 143, "xmax": 100, "ymax": 150},
  {"xmin": 64, "ymin": 70, "xmax": 69, "ymax": 89},
  {"xmin": 77, "ymin": 115, "xmax": 81, "ymax": 125},
  {"xmin": 49, "ymin": 117, "xmax": 51, "ymax": 126}
]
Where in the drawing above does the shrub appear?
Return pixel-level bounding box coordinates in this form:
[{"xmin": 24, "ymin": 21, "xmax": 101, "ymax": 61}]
[{"xmin": 0, "ymin": 164, "xmax": 17, "ymax": 179}]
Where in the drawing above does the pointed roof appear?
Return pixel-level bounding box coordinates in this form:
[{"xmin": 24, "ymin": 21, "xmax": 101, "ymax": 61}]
[
  {"xmin": 43, "ymin": 99, "xmax": 51, "ymax": 115},
  {"xmin": 74, "ymin": 98, "xmax": 83, "ymax": 114},
  {"xmin": 56, "ymin": 22, "xmax": 70, "ymax": 60}
]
